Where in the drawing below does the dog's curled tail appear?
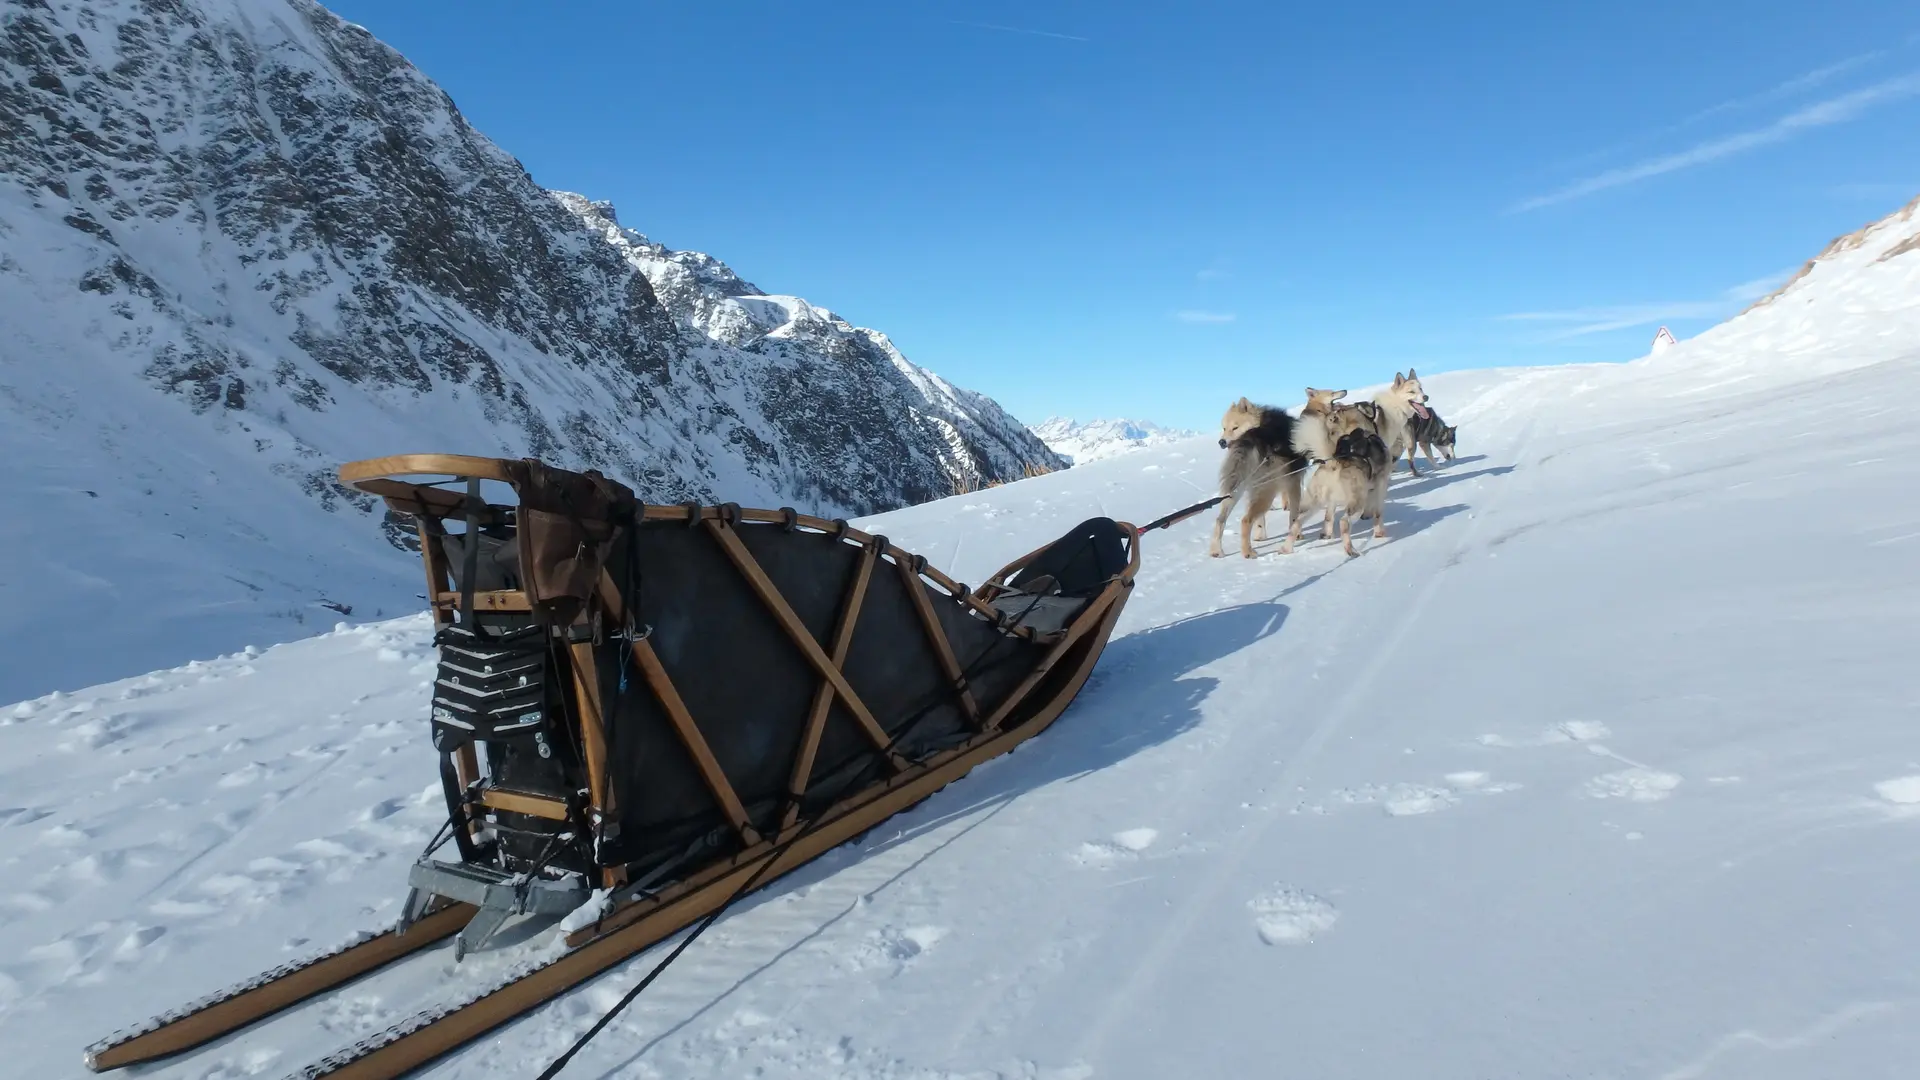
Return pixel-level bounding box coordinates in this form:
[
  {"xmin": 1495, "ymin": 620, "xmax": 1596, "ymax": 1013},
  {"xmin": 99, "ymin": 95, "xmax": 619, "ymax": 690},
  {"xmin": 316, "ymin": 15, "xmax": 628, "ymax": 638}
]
[
  {"xmin": 1291, "ymin": 420, "xmax": 1335, "ymax": 464},
  {"xmin": 1217, "ymin": 441, "xmax": 1259, "ymax": 496}
]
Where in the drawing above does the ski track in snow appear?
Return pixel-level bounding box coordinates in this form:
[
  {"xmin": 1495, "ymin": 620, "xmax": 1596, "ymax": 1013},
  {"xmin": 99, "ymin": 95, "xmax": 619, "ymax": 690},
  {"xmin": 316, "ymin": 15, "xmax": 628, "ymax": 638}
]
[{"xmin": 7, "ymin": 285, "xmax": 1920, "ymax": 1072}]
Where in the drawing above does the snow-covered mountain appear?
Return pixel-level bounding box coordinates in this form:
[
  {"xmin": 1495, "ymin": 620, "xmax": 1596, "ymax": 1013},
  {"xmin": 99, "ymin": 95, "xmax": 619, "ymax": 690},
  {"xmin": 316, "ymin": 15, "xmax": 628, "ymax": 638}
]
[
  {"xmin": 1029, "ymin": 417, "xmax": 1203, "ymax": 464},
  {"xmin": 0, "ymin": 0, "xmax": 1060, "ymax": 700},
  {"xmin": 5, "ymin": 191, "xmax": 1918, "ymax": 1077},
  {"xmin": 1745, "ymin": 191, "xmax": 1920, "ymax": 315}
]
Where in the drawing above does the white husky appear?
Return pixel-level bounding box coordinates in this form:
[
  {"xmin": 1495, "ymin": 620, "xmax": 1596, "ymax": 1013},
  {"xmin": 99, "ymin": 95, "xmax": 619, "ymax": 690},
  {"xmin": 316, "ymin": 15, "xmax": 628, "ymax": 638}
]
[{"xmin": 1371, "ymin": 369, "xmax": 1431, "ymax": 476}]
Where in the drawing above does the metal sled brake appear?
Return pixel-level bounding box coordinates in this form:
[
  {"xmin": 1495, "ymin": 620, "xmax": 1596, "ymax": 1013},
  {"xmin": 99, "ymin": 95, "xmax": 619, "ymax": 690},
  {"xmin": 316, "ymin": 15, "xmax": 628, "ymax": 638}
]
[{"xmin": 85, "ymin": 453, "xmax": 1141, "ymax": 1078}]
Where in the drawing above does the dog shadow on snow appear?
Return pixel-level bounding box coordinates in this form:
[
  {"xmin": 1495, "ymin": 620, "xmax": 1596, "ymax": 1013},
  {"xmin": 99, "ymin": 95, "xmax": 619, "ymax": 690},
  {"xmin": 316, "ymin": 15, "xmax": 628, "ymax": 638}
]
[
  {"xmin": 577, "ymin": 603, "xmax": 1285, "ymax": 1075},
  {"xmin": 1384, "ymin": 499, "xmax": 1470, "ymax": 541},
  {"xmin": 1390, "ymin": 462, "xmax": 1513, "ymax": 498}
]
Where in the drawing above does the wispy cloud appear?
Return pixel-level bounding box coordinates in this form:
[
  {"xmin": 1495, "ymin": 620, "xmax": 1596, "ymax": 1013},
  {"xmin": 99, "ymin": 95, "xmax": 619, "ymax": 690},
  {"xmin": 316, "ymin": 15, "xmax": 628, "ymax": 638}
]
[
  {"xmin": 1514, "ymin": 72, "xmax": 1920, "ymax": 211},
  {"xmin": 1175, "ymin": 310, "xmax": 1236, "ymax": 324},
  {"xmin": 1685, "ymin": 51, "xmax": 1885, "ymax": 124},
  {"xmin": 1499, "ymin": 272, "xmax": 1795, "ymax": 341},
  {"xmin": 1500, "ymin": 303, "xmax": 1721, "ymax": 341},
  {"xmin": 1541, "ymin": 50, "xmax": 1893, "ymax": 177},
  {"xmin": 947, "ymin": 19, "xmax": 1089, "ymax": 43}
]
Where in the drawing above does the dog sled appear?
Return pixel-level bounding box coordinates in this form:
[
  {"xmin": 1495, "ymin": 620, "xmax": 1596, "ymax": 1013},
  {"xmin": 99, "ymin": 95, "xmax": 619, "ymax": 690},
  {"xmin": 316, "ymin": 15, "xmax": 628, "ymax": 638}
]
[{"xmin": 83, "ymin": 454, "xmax": 1186, "ymax": 1079}]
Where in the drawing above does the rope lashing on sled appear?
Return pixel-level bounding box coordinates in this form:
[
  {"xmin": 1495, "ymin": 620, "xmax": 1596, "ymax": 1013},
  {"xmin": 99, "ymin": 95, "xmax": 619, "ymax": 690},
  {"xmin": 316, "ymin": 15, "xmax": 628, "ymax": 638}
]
[{"xmin": 531, "ymin": 586, "xmax": 1055, "ymax": 1080}]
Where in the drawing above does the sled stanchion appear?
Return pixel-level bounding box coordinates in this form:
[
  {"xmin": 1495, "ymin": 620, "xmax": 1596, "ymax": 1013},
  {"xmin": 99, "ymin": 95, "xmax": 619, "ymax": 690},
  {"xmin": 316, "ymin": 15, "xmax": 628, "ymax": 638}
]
[
  {"xmin": 703, "ymin": 519, "xmax": 904, "ymax": 765},
  {"xmin": 627, "ymin": 637, "xmax": 761, "ymax": 847},
  {"xmin": 892, "ymin": 543, "xmax": 983, "ymax": 728},
  {"xmin": 785, "ymin": 539, "xmax": 881, "ymax": 830}
]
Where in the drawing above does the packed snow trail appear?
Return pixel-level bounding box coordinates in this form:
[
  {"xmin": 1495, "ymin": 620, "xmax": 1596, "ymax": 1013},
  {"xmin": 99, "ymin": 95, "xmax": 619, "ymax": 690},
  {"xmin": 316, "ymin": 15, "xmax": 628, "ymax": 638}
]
[{"xmin": 5, "ymin": 347, "xmax": 1920, "ymax": 1079}]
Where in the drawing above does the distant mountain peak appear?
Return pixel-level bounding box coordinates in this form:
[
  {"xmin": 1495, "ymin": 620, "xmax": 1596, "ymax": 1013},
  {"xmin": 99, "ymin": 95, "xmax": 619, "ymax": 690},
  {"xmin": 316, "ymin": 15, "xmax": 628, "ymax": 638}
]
[
  {"xmin": 0, "ymin": 0, "xmax": 1063, "ymax": 698},
  {"xmin": 1030, "ymin": 417, "xmax": 1201, "ymax": 465}
]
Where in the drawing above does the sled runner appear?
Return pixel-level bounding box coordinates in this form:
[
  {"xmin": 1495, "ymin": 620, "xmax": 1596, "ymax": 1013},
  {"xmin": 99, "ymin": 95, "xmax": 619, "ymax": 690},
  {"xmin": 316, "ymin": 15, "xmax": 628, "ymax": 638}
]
[{"xmin": 85, "ymin": 454, "xmax": 1144, "ymax": 1078}]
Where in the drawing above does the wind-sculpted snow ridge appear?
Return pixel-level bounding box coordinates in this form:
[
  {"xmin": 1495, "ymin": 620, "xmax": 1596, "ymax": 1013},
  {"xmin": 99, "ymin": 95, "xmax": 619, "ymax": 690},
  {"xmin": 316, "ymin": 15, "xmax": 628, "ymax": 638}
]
[{"xmin": 0, "ymin": 0, "xmax": 1059, "ymax": 699}]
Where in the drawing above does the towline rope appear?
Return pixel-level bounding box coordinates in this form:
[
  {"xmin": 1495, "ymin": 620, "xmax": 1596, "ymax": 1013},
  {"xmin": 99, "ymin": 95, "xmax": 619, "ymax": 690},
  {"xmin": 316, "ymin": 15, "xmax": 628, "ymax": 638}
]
[{"xmin": 1139, "ymin": 494, "xmax": 1226, "ymax": 533}]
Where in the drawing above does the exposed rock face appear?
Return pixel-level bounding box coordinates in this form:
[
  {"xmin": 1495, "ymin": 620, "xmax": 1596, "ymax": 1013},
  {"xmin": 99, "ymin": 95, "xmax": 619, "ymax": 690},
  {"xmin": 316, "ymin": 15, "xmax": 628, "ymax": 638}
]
[
  {"xmin": 0, "ymin": 0, "xmax": 1062, "ymax": 700},
  {"xmin": 0, "ymin": 0, "xmax": 1061, "ymax": 522}
]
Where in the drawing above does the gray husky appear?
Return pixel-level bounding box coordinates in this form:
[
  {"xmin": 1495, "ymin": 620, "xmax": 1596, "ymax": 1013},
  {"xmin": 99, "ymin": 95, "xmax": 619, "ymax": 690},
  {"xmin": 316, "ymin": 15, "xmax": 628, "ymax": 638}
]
[{"xmin": 1406, "ymin": 409, "xmax": 1457, "ymax": 469}]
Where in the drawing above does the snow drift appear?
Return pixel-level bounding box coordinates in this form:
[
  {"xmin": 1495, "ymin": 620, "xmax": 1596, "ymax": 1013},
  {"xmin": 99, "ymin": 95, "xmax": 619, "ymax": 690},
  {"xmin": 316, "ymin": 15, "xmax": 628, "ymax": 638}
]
[{"xmin": 2, "ymin": 192, "xmax": 1917, "ymax": 1077}]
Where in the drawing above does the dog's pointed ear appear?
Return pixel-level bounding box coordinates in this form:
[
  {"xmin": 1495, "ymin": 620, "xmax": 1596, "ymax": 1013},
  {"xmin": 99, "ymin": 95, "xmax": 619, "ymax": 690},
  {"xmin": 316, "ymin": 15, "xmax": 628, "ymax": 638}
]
[
  {"xmin": 1407, "ymin": 367, "xmax": 1418, "ymax": 379},
  {"xmin": 1235, "ymin": 395, "xmax": 1251, "ymax": 409},
  {"xmin": 1392, "ymin": 373, "xmax": 1404, "ymax": 388},
  {"xmin": 1332, "ymin": 389, "xmax": 1347, "ymax": 401}
]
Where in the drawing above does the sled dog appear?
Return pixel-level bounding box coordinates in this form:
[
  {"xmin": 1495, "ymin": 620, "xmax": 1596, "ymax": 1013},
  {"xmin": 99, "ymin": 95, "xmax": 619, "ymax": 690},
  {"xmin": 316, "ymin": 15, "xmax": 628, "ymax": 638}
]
[
  {"xmin": 1407, "ymin": 409, "xmax": 1457, "ymax": 468},
  {"xmin": 1286, "ymin": 427, "xmax": 1390, "ymax": 557},
  {"xmin": 1211, "ymin": 398, "xmax": 1311, "ymax": 559},
  {"xmin": 1301, "ymin": 400, "xmax": 1385, "ymax": 542},
  {"xmin": 1291, "ymin": 387, "xmax": 1348, "ymax": 464},
  {"xmin": 1253, "ymin": 388, "xmax": 1348, "ymax": 542},
  {"xmin": 1372, "ymin": 369, "xmax": 1431, "ymax": 476}
]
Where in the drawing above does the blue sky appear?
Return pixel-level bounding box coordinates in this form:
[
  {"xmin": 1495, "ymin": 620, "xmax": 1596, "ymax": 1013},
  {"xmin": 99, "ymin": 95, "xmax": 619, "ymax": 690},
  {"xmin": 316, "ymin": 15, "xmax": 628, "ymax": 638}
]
[{"xmin": 326, "ymin": 1, "xmax": 1920, "ymax": 431}]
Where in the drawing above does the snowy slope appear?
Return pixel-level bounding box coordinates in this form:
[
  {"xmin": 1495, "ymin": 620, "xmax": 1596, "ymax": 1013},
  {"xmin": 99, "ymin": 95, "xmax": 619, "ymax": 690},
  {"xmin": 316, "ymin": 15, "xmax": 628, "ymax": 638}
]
[
  {"xmin": 1746, "ymin": 192, "xmax": 1920, "ymax": 316},
  {"xmin": 5, "ymin": 245, "xmax": 1919, "ymax": 1078},
  {"xmin": 0, "ymin": 0, "xmax": 1059, "ymax": 703},
  {"xmin": 1029, "ymin": 417, "xmax": 1201, "ymax": 465}
]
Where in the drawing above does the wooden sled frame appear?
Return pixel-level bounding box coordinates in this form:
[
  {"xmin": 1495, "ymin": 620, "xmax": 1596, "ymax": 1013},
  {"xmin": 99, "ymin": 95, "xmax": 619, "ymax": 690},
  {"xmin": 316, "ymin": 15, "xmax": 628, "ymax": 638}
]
[
  {"xmin": 82, "ymin": 454, "xmax": 1140, "ymax": 1077},
  {"xmin": 340, "ymin": 453, "xmax": 1139, "ymax": 902}
]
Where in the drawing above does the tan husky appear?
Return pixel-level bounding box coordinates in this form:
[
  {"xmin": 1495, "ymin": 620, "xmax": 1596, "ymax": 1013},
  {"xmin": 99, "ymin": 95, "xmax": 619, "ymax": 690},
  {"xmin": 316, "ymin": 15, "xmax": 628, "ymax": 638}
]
[
  {"xmin": 1252, "ymin": 388, "xmax": 1347, "ymax": 542},
  {"xmin": 1211, "ymin": 398, "xmax": 1310, "ymax": 559},
  {"xmin": 1286, "ymin": 417, "xmax": 1390, "ymax": 557}
]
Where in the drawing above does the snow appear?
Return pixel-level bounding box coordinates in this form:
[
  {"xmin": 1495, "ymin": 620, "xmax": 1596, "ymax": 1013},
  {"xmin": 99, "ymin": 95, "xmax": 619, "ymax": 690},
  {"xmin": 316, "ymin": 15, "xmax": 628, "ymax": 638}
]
[
  {"xmin": 5, "ymin": 153, "xmax": 1920, "ymax": 1079},
  {"xmin": 4, "ymin": 287, "xmax": 1918, "ymax": 1076}
]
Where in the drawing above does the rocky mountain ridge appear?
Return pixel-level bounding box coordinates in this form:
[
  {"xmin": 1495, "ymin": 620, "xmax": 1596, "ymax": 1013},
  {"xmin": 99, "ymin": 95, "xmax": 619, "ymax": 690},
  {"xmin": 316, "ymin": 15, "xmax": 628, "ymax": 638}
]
[
  {"xmin": 0, "ymin": 0, "xmax": 1059, "ymax": 699},
  {"xmin": 0, "ymin": 0, "xmax": 1059, "ymax": 522}
]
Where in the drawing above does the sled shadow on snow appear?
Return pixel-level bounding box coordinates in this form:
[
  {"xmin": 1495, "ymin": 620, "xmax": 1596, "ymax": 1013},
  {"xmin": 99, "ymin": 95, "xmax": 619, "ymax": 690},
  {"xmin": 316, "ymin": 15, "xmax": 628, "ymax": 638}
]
[
  {"xmin": 575, "ymin": 602, "xmax": 1287, "ymax": 1074},
  {"xmin": 851, "ymin": 600, "xmax": 1285, "ymax": 848}
]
